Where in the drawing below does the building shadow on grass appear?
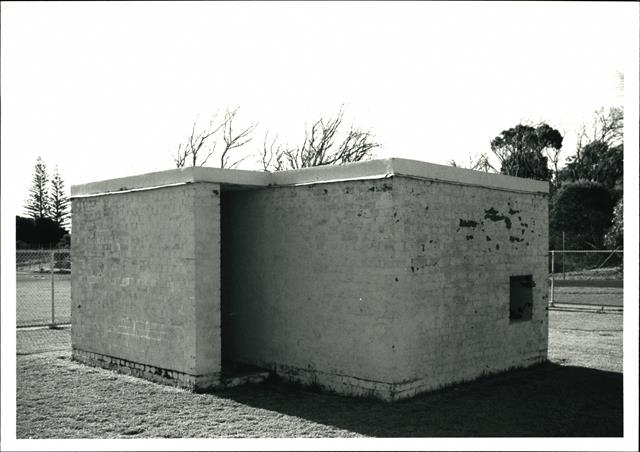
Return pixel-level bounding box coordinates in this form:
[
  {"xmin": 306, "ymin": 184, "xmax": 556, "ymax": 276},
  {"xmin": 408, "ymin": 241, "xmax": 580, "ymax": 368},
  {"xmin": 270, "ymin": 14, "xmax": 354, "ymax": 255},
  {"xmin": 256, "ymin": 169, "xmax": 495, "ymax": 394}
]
[{"xmin": 216, "ymin": 362, "xmax": 622, "ymax": 437}]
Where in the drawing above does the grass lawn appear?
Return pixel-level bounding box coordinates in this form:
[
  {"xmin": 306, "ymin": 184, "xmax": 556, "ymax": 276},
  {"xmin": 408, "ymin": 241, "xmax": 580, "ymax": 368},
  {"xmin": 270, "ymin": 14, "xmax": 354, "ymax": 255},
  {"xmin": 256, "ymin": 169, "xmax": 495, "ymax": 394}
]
[
  {"xmin": 552, "ymin": 286, "xmax": 623, "ymax": 307},
  {"xmin": 16, "ymin": 310, "xmax": 623, "ymax": 438}
]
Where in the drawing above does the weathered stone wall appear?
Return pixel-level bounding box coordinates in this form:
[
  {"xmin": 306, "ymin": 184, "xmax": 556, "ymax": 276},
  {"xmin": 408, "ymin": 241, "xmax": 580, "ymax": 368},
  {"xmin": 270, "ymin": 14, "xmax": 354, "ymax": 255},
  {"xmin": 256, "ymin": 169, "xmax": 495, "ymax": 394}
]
[
  {"xmin": 222, "ymin": 179, "xmax": 405, "ymax": 400},
  {"xmin": 71, "ymin": 183, "xmax": 221, "ymax": 388},
  {"xmin": 389, "ymin": 176, "xmax": 549, "ymax": 398},
  {"xmin": 222, "ymin": 176, "xmax": 548, "ymax": 400},
  {"xmin": 70, "ymin": 160, "xmax": 548, "ymax": 400}
]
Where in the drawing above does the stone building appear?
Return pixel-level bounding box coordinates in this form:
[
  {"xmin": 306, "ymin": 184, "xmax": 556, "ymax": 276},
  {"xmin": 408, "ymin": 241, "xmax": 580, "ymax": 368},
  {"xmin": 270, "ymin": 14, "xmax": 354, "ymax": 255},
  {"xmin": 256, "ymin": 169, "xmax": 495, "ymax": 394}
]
[{"xmin": 70, "ymin": 158, "xmax": 549, "ymax": 401}]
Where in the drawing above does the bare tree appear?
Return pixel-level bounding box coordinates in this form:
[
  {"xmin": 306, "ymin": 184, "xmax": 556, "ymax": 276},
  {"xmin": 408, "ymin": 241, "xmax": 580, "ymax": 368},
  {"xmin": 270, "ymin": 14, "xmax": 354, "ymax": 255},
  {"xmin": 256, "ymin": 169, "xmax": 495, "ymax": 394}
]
[
  {"xmin": 564, "ymin": 106, "xmax": 624, "ymax": 190},
  {"xmin": 173, "ymin": 144, "xmax": 189, "ymax": 168},
  {"xmin": 471, "ymin": 153, "xmax": 496, "ymax": 173},
  {"xmin": 449, "ymin": 152, "xmax": 496, "ymax": 173},
  {"xmin": 173, "ymin": 107, "xmax": 256, "ymax": 169},
  {"xmin": 220, "ymin": 108, "xmax": 257, "ymax": 169},
  {"xmin": 260, "ymin": 132, "xmax": 286, "ymax": 172},
  {"xmin": 261, "ymin": 107, "xmax": 380, "ymax": 172},
  {"xmin": 544, "ymin": 144, "xmax": 563, "ymax": 191},
  {"xmin": 578, "ymin": 106, "xmax": 623, "ymax": 150},
  {"xmin": 574, "ymin": 123, "xmax": 588, "ymax": 163},
  {"xmin": 173, "ymin": 115, "xmax": 223, "ymax": 168},
  {"xmin": 571, "ymin": 106, "xmax": 623, "ymax": 176}
]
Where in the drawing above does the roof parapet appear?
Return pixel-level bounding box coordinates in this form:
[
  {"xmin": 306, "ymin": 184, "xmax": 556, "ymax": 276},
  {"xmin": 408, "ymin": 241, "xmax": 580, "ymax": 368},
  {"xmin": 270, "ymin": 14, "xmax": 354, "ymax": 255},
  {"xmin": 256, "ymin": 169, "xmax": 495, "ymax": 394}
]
[{"xmin": 71, "ymin": 158, "xmax": 549, "ymax": 198}]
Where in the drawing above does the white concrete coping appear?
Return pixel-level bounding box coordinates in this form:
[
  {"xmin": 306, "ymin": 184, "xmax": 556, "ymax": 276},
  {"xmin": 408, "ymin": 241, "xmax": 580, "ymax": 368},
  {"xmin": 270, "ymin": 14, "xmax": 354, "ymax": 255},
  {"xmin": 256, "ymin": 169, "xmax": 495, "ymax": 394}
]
[
  {"xmin": 269, "ymin": 159, "xmax": 394, "ymax": 187},
  {"xmin": 71, "ymin": 158, "xmax": 549, "ymax": 198},
  {"xmin": 70, "ymin": 166, "xmax": 271, "ymax": 198},
  {"xmin": 390, "ymin": 158, "xmax": 549, "ymax": 194}
]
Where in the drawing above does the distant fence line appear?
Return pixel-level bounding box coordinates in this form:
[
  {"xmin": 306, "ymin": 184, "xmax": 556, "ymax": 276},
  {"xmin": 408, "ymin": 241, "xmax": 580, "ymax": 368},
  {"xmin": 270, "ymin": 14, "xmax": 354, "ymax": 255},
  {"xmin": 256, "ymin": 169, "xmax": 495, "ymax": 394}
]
[
  {"xmin": 15, "ymin": 249, "xmax": 623, "ymax": 328},
  {"xmin": 548, "ymin": 250, "xmax": 623, "ymax": 310},
  {"xmin": 16, "ymin": 249, "xmax": 70, "ymax": 327}
]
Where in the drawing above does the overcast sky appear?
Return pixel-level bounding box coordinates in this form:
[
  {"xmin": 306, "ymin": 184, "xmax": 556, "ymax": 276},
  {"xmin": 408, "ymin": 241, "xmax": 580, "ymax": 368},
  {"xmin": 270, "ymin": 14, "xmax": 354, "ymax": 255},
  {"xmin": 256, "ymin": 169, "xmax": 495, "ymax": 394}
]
[{"xmin": 1, "ymin": 1, "xmax": 637, "ymax": 216}]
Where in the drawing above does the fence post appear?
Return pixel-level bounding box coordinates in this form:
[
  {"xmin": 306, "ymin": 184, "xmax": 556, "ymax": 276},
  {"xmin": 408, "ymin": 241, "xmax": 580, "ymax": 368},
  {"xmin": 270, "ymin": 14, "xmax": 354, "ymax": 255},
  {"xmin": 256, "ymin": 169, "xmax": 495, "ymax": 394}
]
[
  {"xmin": 50, "ymin": 250, "xmax": 56, "ymax": 328},
  {"xmin": 550, "ymin": 251, "xmax": 555, "ymax": 307},
  {"xmin": 562, "ymin": 232, "xmax": 565, "ymax": 280}
]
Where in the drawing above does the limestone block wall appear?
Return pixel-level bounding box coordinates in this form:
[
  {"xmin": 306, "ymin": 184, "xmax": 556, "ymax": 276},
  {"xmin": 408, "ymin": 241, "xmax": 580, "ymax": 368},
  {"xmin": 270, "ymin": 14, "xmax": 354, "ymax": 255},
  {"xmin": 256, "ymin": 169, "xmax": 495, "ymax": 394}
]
[
  {"xmin": 389, "ymin": 176, "xmax": 549, "ymax": 398},
  {"xmin": 223, "ymin": 175, "xmax": 548, "ymax": 400},
  {"xmin": 222, "ymin": 178, "xmax": 406, "ymax": 399},
  {"xmin": 69, "ymin": 159, "xmax": 548, "ymax": 400},
  {"xmin": 71, "ymin": 182, "xmax": 221, "ymax": 388}
]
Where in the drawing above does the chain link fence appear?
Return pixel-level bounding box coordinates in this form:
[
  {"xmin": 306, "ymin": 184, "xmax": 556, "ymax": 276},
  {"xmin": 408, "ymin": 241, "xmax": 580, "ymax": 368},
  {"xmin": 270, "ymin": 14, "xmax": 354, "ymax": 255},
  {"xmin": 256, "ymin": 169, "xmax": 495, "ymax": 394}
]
[
  {"xmin": 16, "ymin": 250, "xmax": 71, "ymax": 327},
  {"xmin": 549, "ymin": 250, "xmax": 623, "ymax": 311}
]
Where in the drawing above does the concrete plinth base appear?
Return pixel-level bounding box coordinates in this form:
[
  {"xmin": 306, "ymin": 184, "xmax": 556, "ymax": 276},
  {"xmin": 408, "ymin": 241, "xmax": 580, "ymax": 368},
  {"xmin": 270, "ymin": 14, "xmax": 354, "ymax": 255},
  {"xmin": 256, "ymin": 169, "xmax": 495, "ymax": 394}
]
[{"xmin": 72, "ymin": 348, "xmax": 221, "ymax": 391}]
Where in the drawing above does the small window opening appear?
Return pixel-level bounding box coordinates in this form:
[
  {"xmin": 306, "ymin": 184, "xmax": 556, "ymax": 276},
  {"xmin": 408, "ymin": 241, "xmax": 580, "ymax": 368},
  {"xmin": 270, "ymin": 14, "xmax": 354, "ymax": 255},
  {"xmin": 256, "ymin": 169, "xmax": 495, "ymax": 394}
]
[{"xmin": 510, "ymin": 275, "xmax": 534, "ymax": 321}]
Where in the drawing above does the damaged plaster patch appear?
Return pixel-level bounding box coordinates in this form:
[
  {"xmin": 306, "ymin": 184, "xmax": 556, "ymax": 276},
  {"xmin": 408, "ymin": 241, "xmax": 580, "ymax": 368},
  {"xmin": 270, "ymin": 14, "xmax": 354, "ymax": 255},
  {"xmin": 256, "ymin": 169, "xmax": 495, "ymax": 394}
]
[
  {"xmin": 459, "ymin": 219, "xmax": 478, "ymax": 228},
  {"xmin": 484, "ymin": 207, "xmax": 512, "ymax": 229}
]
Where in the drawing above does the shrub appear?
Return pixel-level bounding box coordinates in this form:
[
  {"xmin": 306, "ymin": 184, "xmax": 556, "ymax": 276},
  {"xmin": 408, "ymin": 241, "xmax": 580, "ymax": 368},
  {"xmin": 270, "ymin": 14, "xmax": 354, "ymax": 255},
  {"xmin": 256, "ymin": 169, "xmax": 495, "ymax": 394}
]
[
  {"xmin": 604, "ymin": 198, "xmax": 623, "ymax": 250},
  {"xmin": 549, "ymin": 180, "xmax": 614, "ymax": 250},
  {"xmin": 16, "ymin": 216, "xmax": 68, "ymax": 249}
]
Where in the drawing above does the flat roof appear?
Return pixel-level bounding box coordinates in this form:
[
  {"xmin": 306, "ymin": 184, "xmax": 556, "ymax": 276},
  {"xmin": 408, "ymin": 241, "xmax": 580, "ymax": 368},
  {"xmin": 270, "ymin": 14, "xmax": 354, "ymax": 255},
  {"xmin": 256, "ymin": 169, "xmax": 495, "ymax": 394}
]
[{"xmin": 70, "ymin": 158, "xmax": 549, "ymax": 198}]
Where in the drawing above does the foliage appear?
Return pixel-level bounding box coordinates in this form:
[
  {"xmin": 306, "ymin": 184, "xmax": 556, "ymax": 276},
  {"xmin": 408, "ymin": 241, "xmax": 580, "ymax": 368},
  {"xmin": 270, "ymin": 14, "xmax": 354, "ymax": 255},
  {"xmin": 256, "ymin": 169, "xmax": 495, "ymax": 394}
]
[
  {"xmin": 25, "ymin": 157, "xmax": 50, "ymax": 219},
  {"xmin": 22, "ymin": 158, "xmax": 70, "ymax": 248},
  {"xmin": 604, "ymin": 198, "xmax": 623, "ymax": 250},
  {"xmin": 261, "ymin": 106, "xmax": 380, "ymax": 171},
  {"xmin": 561, "ymin": 140, "xmax": 623, "ymax": 195},
  {"xmin": 561, "ymin": 106, "xmax": 624, "ymax": 195},
  {"xmin": 16, "ymin": 240, "xmax": 32, "ymax": 250},
  {"xmin": 50, "ymin": 167, "xmax": 70, "ymax": 228},
  {"xmin": 16, "ymin": 216, "xmax": 68, "ymax": 249},
  {"xmin": 57, "ymin": 233, "xmax": 71, "ymax": 249},
  {"xmin": 500, "ymin": 149, "xmax": 551, "ymax": 181},
  {"xmin": 490, "ymin": 123, "xmax": 562, "ymax": 181},
  {"xmin": 549, "ymin": 181, "xmax": 614, "ymax": 250},
  {"xmin": 549, "ymin": 106, "xmax": 624, "ymax": 251}
]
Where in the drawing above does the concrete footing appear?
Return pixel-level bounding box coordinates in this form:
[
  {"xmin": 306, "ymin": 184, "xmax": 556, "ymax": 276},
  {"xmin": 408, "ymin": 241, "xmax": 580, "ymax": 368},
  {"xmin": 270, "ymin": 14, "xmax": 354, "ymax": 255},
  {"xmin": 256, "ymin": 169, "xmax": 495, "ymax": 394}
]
[{"xmin": 72, "ymin": 348, "xmax": 270, "ymax": 391}]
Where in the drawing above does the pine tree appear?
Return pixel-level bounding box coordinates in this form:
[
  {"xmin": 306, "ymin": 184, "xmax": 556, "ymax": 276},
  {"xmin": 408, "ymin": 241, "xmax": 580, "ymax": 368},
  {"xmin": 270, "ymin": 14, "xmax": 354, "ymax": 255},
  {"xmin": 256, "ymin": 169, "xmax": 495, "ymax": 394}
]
[
  {"xmin": 50, "ymin": 167, "xmax": 70, "ymax": 229},
  {"xmin": 25, "ymin": 157, "xmax": 50, "ymax": 219}
]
